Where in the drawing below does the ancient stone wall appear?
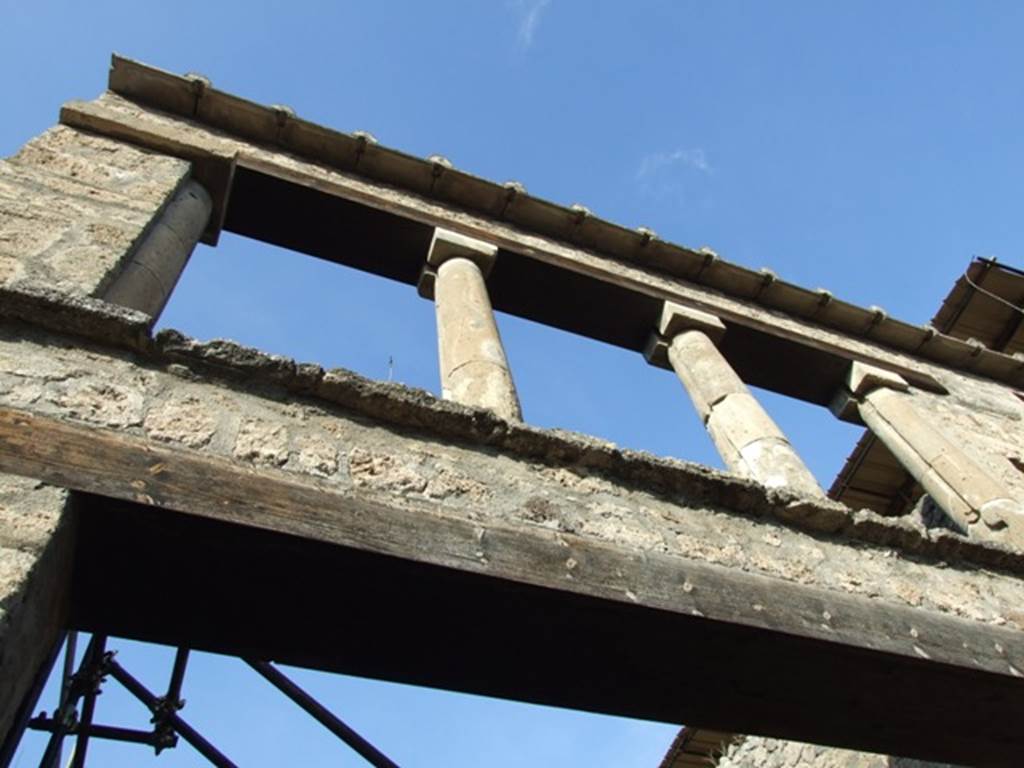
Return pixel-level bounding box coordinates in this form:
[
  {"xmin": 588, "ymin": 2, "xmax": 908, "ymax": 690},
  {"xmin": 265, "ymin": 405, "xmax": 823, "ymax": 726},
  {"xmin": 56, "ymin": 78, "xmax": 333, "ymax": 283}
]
[
  {"xmin": 0, "ymin": 473, "xmax": 73, "ymax": 746},
  {"xmin": 3, "ymin": 64, "xmax": 1024, "ymax": 764},
  {"xmin": 4, "ymin": 321, "xmax": 1024, "ymax": 640},
  {"xmin": 717, "ymin": 737, "xmax": 888, "ymax": 768},
  {"xmin": 715, "ymin": 736, "xmax": 963, "ymax": 768},
  {"xmin": 914, "ymin": 382, "xmax": 1024, "ymax": 501},
  {"xmin": 1, "ymin": 125, "xmax": 190, "ymax": 297},
  {"xmin": 57, "ymin": 89, "xmax": 1024, "ymax": 532},
  {"xmin": 0, "ymin": 121, "xmax": 190, "ymax": 751}
]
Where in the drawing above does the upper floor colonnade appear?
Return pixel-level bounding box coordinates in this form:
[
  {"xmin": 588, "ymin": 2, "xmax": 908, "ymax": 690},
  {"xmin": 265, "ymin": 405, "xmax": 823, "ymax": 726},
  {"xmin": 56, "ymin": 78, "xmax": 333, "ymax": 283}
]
[{"xmin": 3, "ymin": 56, "xmax": 1024, "ymax": 767}]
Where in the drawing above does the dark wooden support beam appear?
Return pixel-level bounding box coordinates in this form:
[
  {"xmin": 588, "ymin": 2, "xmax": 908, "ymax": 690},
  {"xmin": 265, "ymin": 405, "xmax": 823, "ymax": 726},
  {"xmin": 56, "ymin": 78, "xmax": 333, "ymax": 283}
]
[{"xmin": 0, "ymin": 407, "xmax": 1022, "ymax": 766}]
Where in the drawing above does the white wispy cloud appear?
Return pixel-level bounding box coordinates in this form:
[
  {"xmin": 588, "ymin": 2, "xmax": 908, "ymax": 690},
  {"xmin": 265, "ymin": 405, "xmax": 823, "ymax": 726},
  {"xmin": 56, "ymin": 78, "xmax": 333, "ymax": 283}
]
[
  {"xmin": 511, "ymin": 0, "xmax": 551, "ymax": 48},
  {"xmin": 635, "ymin": 148, "xmax": 712, "ymax": 180}
]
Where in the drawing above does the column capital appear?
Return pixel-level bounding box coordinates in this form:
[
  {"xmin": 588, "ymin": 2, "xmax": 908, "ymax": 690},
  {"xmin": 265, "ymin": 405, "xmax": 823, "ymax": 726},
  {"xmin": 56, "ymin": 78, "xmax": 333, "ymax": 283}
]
[
  {"xmin": 428, "ymin": 245, "xmax": 521, "ymax": 421},
  {"xmin": 429, "ymin": 228, "xmax": 497, "ymax": 272},
  {"xmin": 830, "ymin": 361, "xmax": 911, "ymax": 423},
  {"xmin": 644, "ymin": 301, "xmax": 726, "ymax": 368},
  {"xmin": 659, "ymin": 301, "xmax": 727, "ymax": 342},
  {"xmin": 847, "ymin": 361, "xmax": 910, "ymax": 397},
  {"xmin": 418, "ymin": 228, "xmax": 499, "ymax": 299}
]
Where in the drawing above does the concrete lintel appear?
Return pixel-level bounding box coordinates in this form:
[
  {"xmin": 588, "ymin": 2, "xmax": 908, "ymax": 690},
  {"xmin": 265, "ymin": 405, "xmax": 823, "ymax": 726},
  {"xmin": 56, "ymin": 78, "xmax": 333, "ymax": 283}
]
[
  {"xmin": 658, "ymin": 301, "xmax": 727, "ymax": 344},
  {"xmin": 97, "ymin": 55, "xmax": 1024, "ymax": 397},
  {"xmin": 58, "ymin": 93, "xmax": 970, "ymax": 405}
]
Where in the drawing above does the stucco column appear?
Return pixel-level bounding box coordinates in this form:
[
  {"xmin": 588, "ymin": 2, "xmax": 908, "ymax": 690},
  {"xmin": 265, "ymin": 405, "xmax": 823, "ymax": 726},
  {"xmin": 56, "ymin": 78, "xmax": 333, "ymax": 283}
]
[
  {"xmin": 418, "ymin": 228, "xmax": 521, "ymax": 422},
  {"xmin": 646, "ymin": 302, "xmax": 824, "ymax": 497},
  {"xmin": 839, "ymin": 362, "xmax": 1024, "ymax": 548},
  {"xmin": 102, "ymin": 179, "xmax": 213, "ymax": 320}
]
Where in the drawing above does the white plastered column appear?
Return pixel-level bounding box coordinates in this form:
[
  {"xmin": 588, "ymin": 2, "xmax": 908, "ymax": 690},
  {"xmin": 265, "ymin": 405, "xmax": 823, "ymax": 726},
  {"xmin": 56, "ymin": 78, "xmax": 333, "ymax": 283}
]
[
  {"xmin": 839, "ymin": 361, "xmax": 1024, "ymax": 548},
  {"xmin": 418, "ymin": 228, "xmax": 522, "ymax": 422},
  {"xmin": 646, "ymin": 302, "xmax": 824, "ymax": 498}
]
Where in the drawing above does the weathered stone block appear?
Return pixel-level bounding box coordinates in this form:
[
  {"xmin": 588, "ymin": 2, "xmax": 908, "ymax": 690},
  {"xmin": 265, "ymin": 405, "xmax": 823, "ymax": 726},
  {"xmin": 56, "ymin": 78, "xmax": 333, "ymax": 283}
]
[
  {"xmin": 659, "ymin": 301, "xmax": 727, "ymax": 344},
  {"xmin": 1, "ymin": 125, "xmax": 190, "ymax": 298},
  {"xmin": 426, "ymin": 227, "xmax": 498, "ymax": 275},
  {"xmin": 847, "ymin": 361, "xmax": 910, "ymax": 397}
]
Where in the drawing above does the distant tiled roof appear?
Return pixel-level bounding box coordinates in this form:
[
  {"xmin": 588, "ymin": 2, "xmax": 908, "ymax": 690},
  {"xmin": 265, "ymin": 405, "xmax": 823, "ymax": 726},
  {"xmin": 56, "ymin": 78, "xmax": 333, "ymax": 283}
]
[
  {"xmin": 832, "ymin": 257, "xmax": 1024, "ymax": 516},
  {"xmin": 932, "ymin": 258, "xmax": 1024, "ymax": 354},
  {"xmin": 658, "ymin": 728, "xmax": 739, "ymax": 768}
]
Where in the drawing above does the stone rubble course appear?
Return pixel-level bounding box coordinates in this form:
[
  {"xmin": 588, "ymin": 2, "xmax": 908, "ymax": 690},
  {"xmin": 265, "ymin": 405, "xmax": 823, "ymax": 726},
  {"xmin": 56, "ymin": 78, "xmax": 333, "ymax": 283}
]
[
  {"xmin": 714, "ymin": 736, "xmax": 963, "ymax": 768},
  {"xmin": 4, "ymin": 322, "xmax": 1024, "ymax": 637}
]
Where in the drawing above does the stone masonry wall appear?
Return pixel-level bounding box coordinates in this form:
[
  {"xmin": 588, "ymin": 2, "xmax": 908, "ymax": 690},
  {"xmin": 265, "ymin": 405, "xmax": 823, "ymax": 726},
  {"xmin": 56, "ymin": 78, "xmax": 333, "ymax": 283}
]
[
  {"xmin": 1, "ymin": 124, "xmax": 190, "ymax": 296},
  {"xmin": 0, "ymin": 473, "xmax": 73, "ymax": 748},
  {"xmin": 712, "ymin": 737, "xmax": 966, "ymax": 765},
  {"xmin": 715, "ymin": 737, "xmax": 963, "ymax": 768},
  {"xmin": 4, "ymin": 91, "xmax": 1024, "ymax": 762},
  {"xmin": 0, "ymin": 118, "xmax": 188, "ymax": 749},
  {"xmin": 4, "ymin": 321, "xmax": 1024, "ymax": 647},
  {"xmin": 62, "ymin": 91, "xmax": 1024, "ymax": 526},
  {"xmin": 717, "ymin": 737, "xmax": 888, "ymax": 768},
  {"xmin": 914, "ymin": 382, "xmax": 1024, "ymax": 503}
]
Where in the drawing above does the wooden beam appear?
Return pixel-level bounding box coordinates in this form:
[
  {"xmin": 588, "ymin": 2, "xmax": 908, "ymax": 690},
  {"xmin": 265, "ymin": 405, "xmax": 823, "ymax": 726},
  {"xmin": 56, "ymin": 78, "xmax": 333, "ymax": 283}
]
[
  {"xmin": 0, "ymin": 407, "xmax": 1023, "ymax": 765},
  {"xmin": 59, "ymin": 97, "xmax": 961, "ymax": 401},
  {"xmin": 94, "ymin": 57, "xmax": 1024, "ymax": 388},
  {"xmin": 228, "ymin": 158, "xmax": 950, "ymax": 399}
]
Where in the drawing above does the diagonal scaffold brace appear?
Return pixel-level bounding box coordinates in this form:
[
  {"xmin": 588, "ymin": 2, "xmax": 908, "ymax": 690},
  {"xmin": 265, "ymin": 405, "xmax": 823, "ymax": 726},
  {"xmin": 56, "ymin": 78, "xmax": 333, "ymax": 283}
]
[
  {"xmin": 24, "ymin": 637, "xmax": 238, "ymax": 768},
  {"xmin": 245, "ymin": 659, "xmax": 400, "ymax": 768}
]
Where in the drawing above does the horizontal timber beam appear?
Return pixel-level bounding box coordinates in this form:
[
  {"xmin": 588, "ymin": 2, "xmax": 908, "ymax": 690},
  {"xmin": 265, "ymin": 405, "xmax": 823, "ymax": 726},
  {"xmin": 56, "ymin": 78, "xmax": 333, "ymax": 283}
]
[
  {"xmin": 0, "ymin": 406, "xmax": 1023, "ymax": 765},
  {"xmin": 96, "ymin": 54, "xmax": 1024, "ymax": 388},
  {"xmin": 58, "ymin": 96, "xmax": 959, "ymax": 405}
]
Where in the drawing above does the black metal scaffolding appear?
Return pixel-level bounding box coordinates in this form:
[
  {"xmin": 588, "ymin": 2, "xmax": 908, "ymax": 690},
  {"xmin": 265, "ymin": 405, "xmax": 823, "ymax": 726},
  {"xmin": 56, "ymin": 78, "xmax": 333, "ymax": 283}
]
[{"xmin": 7, "ymin": 633, "xmax": 400, "ymax": 768}]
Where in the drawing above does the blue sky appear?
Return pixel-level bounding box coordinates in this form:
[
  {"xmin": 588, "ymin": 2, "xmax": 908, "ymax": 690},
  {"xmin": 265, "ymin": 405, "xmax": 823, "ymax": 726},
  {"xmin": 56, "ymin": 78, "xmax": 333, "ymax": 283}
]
[{"xmin": 4, "ymin": 2, "xmax": 1024, "ymax": 765}]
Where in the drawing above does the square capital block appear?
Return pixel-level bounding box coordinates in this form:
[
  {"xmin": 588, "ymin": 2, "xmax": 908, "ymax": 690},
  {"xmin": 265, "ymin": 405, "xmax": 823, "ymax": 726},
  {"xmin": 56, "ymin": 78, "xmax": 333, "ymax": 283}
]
[
  {"xmin": 831, "ymin": 362, "xmax": 911, "ymax": 422},
  {"xmin": 658, "ymin": 301, "xmax": 727, "ymax": 344},
  {"xmin": 847, "ymin": 361, "xmax": 910, "ymax": 398},
  {"xmin": 427, "ymin": 227, "xmax": 498, "ymax": 276}
]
